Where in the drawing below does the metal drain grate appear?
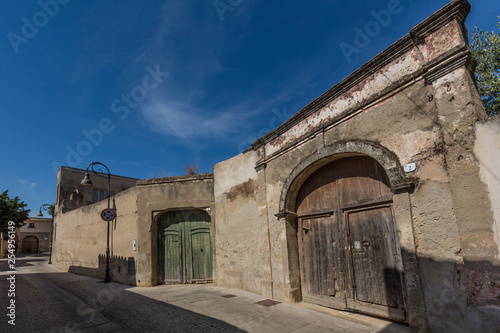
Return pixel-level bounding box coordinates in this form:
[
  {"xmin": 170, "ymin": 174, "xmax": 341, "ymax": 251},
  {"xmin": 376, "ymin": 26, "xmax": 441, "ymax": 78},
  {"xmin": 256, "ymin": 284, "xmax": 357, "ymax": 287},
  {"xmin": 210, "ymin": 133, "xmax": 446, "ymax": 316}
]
[
  {"xmin": 221, "ymin": 294, "xmax": 237, "ymax": 298},
  {"xmin": 254, "ymin": 299, "xmax": 282, "ymax": 307}
]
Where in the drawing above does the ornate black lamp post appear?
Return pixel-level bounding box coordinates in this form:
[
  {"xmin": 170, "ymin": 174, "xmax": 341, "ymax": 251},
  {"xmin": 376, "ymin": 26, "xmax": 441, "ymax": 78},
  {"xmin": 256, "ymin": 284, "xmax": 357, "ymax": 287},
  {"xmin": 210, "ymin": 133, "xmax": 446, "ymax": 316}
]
[
  {"xmin": 37, "ymin": 204, "xmax": 54, "ymax": 264},
  {"xmin": 80, "ymin": 162, "xmax": 112, "ymax": 283}
]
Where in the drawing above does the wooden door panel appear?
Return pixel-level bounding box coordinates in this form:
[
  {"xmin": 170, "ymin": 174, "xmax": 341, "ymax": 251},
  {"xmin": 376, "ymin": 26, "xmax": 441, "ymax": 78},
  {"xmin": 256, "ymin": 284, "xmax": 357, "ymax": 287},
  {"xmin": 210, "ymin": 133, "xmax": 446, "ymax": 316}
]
[
  {"xmin": 299, "ymin": 215, "xmax": 346, "ymax": 304},
  {"xmin": 335, "ymin": 157, "xmax": 392, "ymax": 207},
  {"xmin": 296, "ymin": 156, "xmax": 405, "ymax": 320},
  {"xmin": 162, "ymin": 230, "xmax": 182, "ymax": 282},
  {"xmin": 158, "ymin": 210, "xmax": 213, "ymax": 284},
  {"xmin": 191, "ymin": 227, "xmax": 213, "ymax": 281},
  {"xmin": 347, "ymin": 206, "xmax": 404, "ymax": 309}
]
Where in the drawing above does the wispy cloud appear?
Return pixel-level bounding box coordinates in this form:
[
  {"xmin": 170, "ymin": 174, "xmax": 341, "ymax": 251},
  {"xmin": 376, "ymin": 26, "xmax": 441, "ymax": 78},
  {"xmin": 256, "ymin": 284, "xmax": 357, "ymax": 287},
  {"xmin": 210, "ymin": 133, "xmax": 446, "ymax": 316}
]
[
  {"xmin": 18, "ymin": 179, "xmax": 37, "ymax": 190},
  {"xmin": 131, "ymin": 1, "xmax": 327, "ymax": 144},
  {"xmin": 140, "ymin": 96, "xmax": 240, "ymax": 139}
]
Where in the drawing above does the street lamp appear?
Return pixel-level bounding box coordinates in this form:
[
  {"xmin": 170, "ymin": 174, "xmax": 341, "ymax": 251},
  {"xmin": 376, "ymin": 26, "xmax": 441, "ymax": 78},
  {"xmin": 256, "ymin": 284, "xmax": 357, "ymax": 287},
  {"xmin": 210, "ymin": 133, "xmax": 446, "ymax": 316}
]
[
  {"xmin": 80, "ymin": 162, "xmax": 112, "ymax": 283},
  {"xmin": 37, "ymin": 204, "xmax": 54, "ymax": 264}
]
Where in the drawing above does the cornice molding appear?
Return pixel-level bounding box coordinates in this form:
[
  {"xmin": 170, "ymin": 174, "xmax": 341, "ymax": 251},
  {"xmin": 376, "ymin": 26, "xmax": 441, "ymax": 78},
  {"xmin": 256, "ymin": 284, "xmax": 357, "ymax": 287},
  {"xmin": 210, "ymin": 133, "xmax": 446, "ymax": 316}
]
[{"xmin": 251, "ymin": 0, "xmax": 471, "ymax": 152}]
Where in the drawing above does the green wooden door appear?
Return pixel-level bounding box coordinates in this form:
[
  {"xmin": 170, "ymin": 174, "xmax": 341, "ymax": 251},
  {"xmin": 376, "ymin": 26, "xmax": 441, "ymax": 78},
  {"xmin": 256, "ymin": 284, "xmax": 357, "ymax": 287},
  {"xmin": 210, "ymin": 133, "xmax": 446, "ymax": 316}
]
[
  {"xmin": 162, "ymin": 229, "xmax": 182, "ymax": 282},
  {"xmin": 158, "ymin": 209, "xmax": 213, "ymax": 283},
  {"xmin": 191, "ymin": 226, "xmax": 213, "ymax": 281}
]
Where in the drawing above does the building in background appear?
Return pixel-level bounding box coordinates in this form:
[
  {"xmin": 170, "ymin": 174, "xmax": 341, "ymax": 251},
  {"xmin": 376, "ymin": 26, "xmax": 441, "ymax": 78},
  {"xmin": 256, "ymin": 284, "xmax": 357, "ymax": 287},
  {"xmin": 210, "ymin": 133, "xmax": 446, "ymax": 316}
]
[
  {"xmin": 19, "ymin": 217, "xmax": 51, "ymax": 254},
  {"xmin": 56, "ymin": 166, "xmax": 138, "ymax": 213}
]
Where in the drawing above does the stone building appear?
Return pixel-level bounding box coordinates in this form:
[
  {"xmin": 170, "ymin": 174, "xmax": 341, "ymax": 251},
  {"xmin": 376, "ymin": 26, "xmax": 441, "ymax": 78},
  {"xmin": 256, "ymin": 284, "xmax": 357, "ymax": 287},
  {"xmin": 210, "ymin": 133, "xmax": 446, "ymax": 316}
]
[
  {"xmin": 56, "ymin": 166, "xmax": 138, "ymax": 213},
  {"xmin": 19, "ymin": 217, "xmax": 51, "ymax": 254},
  {"xmin": 52, "ymin": 1, "xmax": 500, "ymax": 331},
  {"xmin": 52, "ymin": 173, "xmax": 214, "ymax": 285}
]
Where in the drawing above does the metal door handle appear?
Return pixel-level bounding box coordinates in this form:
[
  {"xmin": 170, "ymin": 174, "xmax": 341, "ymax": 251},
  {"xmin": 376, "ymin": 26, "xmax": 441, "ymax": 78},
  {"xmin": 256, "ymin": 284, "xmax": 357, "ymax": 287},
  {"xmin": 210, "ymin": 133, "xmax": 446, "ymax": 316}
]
[{"xmin": 302, "ymin": 226, "xmax": 310, "ymax": 231}]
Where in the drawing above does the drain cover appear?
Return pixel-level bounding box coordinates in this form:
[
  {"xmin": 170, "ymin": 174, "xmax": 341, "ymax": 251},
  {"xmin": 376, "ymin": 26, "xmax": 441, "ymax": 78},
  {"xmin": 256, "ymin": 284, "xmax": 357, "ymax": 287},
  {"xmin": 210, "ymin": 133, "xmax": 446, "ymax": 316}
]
[
  {"xmin": 254, "ymin": 299, "xmax": 282, "ymax": 307},
  {"xmin": 221, "ymin": 294, "xmax": 237, "ymax": 298}
]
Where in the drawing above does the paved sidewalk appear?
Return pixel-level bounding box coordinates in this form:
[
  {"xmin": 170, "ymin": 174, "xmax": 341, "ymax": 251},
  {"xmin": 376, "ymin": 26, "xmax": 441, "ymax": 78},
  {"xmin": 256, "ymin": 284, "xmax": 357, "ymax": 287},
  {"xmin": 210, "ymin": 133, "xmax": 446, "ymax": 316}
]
[
  {"xmin": 1, "ymin": 254, "xmax": 410, "ymax": 332},
  {"xmin": 129, "ymin": 284, "xmax": 409, "ymax": 333}
]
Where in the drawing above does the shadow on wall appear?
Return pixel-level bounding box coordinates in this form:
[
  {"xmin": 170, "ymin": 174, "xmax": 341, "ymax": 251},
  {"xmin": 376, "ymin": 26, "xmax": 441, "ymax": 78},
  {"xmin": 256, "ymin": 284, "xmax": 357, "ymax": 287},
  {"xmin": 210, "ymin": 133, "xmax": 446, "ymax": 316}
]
[
  {"xmin": 381, "ymin": 254, "xmax": 500, "ymax": 332},
  {"xmin": 416, "ymin": 257, "xmax": 500, "ymax": 333},
  {"xmin": 68, "ymin": 254, "xmax": 137, "ymax": 286}
]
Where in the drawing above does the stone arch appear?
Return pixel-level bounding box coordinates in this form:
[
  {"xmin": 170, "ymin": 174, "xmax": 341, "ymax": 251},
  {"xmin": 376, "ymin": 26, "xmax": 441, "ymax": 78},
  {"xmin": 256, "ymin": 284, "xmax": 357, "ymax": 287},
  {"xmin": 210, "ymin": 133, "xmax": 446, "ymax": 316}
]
[
  {"xmin": 278, "ymin": 140, "xmax": 413, "ymax": 216},
  {"xmin": 277, "ymin": 140, "xmax": 425, "ymax": 328}
]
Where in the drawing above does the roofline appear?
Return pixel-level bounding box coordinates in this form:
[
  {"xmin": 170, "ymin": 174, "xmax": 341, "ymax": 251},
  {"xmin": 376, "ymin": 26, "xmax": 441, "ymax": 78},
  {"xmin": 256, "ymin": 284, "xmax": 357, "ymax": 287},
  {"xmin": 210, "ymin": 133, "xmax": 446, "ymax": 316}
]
[
  {"xmin": 137, "ymin": 173, "xmax": 214, "ymax": 186},
  {"xmin": 250, "ymin": 0, "xmax": 471, "ymax": 150},
  {"xmin": 59, "ymin": 166, "xmax": 139, "ymax": 181},
  {"xmin": 26, "ymin": 217, "xmax": 52, "ymax": 221}
]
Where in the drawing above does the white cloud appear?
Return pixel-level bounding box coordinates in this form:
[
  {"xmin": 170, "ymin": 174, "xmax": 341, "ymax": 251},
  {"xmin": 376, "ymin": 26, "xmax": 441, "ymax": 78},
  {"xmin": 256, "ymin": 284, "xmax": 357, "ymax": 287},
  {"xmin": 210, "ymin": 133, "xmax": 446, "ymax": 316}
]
[
  {"xmin": 132, "ymin": 1, "xmax": 318, "ymax": 143},
  {"xmin": 18, "ymin": 179, "xmax": 37, "ymax": 190},
  {"xmin": 140, "ymin": 96, "xmax": 240, "ymax": 139}
]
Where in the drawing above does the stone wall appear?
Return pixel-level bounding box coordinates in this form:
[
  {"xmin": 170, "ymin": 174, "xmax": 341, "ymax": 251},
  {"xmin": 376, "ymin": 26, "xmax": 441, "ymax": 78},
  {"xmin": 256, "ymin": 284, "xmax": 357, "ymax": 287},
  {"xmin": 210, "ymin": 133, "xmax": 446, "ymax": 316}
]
[
  {"xmin": 52, "ymin": 174, "xmax": 214, "ymax": 287},
  {"xmin": 136, "ymin": 174, "xmax": 214, "ymax": 286},
  {"xmin": 52, "ymin": 186, "xmax": 139, "ymax": 285},
  {"xmin": 213, "ymin": 151, "xmax": 266, "ymax": 295},
  {"xmin": 469, "ymin": 115, "xmax": 500, "ymax": 331}
]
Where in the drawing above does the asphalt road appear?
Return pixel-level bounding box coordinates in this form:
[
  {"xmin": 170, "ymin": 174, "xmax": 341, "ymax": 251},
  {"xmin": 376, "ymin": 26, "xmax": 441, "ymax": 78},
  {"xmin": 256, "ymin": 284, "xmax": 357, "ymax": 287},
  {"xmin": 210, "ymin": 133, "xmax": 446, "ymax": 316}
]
[
  {"xmin": 0, "ymin": 254, "xmax": 409, "ymax": 333},
  {"xmin": 0, "ymin": 254, "xmax": 240, "ymax": 332}
]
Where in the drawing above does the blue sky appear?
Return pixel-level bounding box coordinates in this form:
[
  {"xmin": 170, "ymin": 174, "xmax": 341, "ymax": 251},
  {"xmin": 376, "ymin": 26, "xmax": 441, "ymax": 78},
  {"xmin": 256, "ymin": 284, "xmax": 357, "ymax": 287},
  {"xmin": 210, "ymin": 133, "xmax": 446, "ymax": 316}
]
[{"xmin": 1, "ymin": 0, "xmax": 499, "ymax": 216}]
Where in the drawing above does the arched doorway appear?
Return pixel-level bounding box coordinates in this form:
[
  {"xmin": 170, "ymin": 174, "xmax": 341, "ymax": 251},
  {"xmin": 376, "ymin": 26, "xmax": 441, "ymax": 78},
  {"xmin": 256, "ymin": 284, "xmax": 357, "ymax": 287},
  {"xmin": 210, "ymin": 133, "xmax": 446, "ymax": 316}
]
[
  {"xmin": 157, "ymin": 209, "xmax": 213, "ymax": 284},
  {"xmin": 22, "ymin": 235, "xmax": 39, "ymax": 253},
  {"xmin": 295, "ymin": 156, "xmax": 405, "ymax": 320}
]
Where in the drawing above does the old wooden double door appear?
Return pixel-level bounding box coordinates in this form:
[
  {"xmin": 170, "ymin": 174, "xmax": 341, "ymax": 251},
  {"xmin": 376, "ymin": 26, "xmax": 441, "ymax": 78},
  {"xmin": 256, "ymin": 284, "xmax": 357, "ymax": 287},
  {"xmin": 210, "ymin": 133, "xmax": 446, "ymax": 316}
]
[
  {"xmin": 21, "ymin": 235, "xmax": 39, "ymax": 253},
  {"xmin": 158, "ymin": 210, "xmax": 213, "ymax": 284},
  {"xmin": 296, "ymin": 156, "xmax": 405, "ymax": 321}
]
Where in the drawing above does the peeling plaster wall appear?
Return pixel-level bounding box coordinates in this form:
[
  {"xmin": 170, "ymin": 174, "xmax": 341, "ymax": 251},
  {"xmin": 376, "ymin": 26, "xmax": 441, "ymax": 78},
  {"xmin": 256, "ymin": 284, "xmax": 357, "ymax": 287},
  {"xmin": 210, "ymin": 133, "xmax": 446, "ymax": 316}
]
[
  {"xmin": 264, "ymin": 19, "xmax": 464, "ymax": 157},
  {"xmin": 474, "ymin": 116, "xmax": 500, "ymax": 262},
  {"xmin": 213, "ymin": 151, "xmax": 264, "ymax": 294},
  {"xmin": 469, "ymin": 116, "xmax": 500, "ymax": 331}
]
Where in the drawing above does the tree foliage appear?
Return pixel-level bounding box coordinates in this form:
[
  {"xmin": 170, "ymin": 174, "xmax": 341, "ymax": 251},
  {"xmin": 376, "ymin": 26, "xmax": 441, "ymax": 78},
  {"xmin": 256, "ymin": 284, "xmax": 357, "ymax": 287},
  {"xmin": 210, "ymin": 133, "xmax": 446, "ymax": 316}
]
[
  {"xmin": 0, "ymin": 190, "xmax": 30, "ymax": 238},
  {"xmin": 471, "ymin": 17, "xmax": 500, "ymax": 116},
  {"xmin": 48, "ymin": 204, "xmax": 55, "ymax": 216}
]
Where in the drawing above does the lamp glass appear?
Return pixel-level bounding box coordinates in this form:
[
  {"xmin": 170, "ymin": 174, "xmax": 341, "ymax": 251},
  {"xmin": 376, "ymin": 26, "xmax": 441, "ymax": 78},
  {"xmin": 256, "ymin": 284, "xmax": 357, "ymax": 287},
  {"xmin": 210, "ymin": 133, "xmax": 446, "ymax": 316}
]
[{"xmin": 81, "ymin": 173, "xmax": 93, "ymax": 186}]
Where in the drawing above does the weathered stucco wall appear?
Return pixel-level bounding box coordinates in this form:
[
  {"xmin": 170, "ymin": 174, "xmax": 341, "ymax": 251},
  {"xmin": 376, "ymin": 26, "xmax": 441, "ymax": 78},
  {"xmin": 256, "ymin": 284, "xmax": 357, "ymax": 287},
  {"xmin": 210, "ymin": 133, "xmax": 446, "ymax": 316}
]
[
  {"xmin": 52, "ymin": 186, "xmax": 139, "ymax": 285},
  {"xmin": 136, "ymin": 174, "xmax": 214, "ymax": 287},
  {"xmin": 474, "ymin": 115, "xmax": 500, "ymax": 262},
  {"xmin": 469, "ymin": 115, "xmax": 500, "ymax": 332},
  {"xmin": 53, "ymin": 174, "xmax": 214, "ymax": 287},
  {"xmin": 213, "ymin": 151, "xmax": 265, "ymax": 294}
]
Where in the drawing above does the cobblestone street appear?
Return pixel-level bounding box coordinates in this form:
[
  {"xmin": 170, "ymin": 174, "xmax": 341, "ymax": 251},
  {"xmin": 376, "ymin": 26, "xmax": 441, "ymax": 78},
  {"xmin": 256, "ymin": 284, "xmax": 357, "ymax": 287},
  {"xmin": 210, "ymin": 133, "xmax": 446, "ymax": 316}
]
[{"xmin": 1, "ymin": 254, "xmax": 409, "ymax": 332}]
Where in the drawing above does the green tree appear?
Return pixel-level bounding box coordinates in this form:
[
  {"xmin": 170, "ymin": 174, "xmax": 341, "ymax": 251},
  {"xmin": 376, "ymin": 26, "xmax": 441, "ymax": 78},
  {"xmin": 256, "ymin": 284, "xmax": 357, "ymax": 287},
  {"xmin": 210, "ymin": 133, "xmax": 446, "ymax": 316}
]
[
  {"xmin": 471, "ymin": 17, "xmax": 500, "ymax": 116},
  {"xmin": 48, "ymin": 204, "xmax": 55, "ymax": 216},
  {"xmin": 0, "ymin": 190, "xmax": 30, "ymax": 239}
]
